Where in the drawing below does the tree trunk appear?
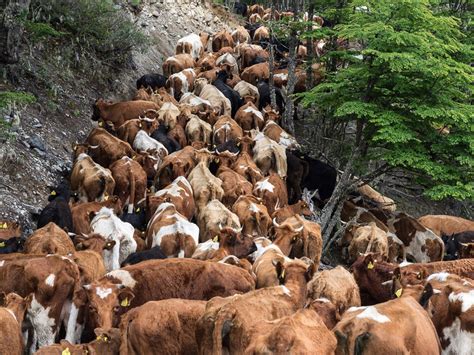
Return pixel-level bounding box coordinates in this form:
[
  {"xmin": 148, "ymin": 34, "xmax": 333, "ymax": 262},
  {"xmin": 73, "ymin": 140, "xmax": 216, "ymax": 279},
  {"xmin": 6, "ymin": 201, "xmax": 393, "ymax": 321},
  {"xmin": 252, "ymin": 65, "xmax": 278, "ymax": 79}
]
[
  {"xmin": 305, "ymin": 2, "xmax": 315, "ymax": 90},
  {"xmin": 268, "ymin": 0, "xmax": 277, "ymax": 110},
  {"xmin": 0, "ymin": 0, "xmax": 31, "ymax": 64}
]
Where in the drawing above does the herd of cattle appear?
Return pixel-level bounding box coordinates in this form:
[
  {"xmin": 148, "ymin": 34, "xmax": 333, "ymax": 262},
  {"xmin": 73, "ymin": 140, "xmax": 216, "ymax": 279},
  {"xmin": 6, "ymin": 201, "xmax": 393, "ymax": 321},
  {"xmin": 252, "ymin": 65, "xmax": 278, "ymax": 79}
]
[{"xmin": 1, "ymin": 3, "xmax": 474, "ymax": 354}]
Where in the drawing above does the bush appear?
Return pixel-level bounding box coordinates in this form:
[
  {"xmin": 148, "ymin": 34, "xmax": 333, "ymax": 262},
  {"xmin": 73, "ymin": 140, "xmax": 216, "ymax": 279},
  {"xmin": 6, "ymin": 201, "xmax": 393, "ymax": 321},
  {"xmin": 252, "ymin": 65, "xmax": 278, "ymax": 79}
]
[{"xmin": 28, "ymin": 0, "xmax": 147, "ymax": 65}]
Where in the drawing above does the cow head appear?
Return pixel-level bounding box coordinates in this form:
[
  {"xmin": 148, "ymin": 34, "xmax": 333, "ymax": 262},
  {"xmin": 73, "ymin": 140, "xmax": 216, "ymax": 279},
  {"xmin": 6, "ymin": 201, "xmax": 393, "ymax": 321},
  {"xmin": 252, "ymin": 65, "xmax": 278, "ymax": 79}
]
[
  {"xmin": 0, "ymin": 292, "xmax": 32, "ymax": 325},
  {"xmin": 272, "ymin": 218, "xmax": 304, "ymax": 257},
  {"xmin": 199, "ymin": 32, "xmax": 210, "ymax": 48},
  {"xmin": 0, "ymin": 236, "xmax": 24, "ymax": 254},
  {"xmin": 263, "ymin": 105, "xmax": 280, "ymax": 122},
  {"xmin": 78, "ymin": 281, "xmax": 135, "ymax": 329},
  {"xmin": 294, "ymin": 200, "xmax": 312, "ymax": 217},
  {"xmin": 74, "ymin": 233, "xmax": 116, "ymax": 254},
  {"xmin": 460, "ymin": 242, "xmax": 474, "ymax": 258},
  {"xmin": 349, "ymin": 253, "xmax": 397, "ymax": 304},
  {"xmin": 237, "ymin": 136, "xmax": 254, "ymax": 155},
  {"xmin": 72, "ymin": 143, "xmax": 90, "ymax": 159},
  {"xmin": 0, "ymin": 220, "xmax": 21, "ymax": 239},
  {"xmin": 273, "ymin": 258, "xmax": 316, "ymax": 287},
  {"xmin": 217, "ymin": 227, "xmax": 257, "ymax": 258},
  {"xmin": 306, "ymin": 298, "xmax": 341, "ymax": 330}
]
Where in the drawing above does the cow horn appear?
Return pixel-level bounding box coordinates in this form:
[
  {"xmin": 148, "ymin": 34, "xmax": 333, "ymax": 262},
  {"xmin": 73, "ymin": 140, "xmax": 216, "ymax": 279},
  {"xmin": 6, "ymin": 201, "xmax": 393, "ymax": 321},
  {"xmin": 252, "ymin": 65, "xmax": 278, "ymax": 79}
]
[
  {"xmin": 89, "ymin": 145, "xmax": 100, "ymax": 149},
  {"xmin": 141, "ymin": 116, "xmax": 156, "ymax": 122},
  {"xmin": 272, "ymin": 218, "xmax": 280, "ymax": 228},
  {"xmin": 144, "ymin": 109, "xmax": 158, "ymax": 113},
  {"xmin": 291, "ymin": 225, "xmax": 304, "ymax": 233},
  {"xmin": 81, "ymin": 233, "xmax": 88, "ymax": 238}
]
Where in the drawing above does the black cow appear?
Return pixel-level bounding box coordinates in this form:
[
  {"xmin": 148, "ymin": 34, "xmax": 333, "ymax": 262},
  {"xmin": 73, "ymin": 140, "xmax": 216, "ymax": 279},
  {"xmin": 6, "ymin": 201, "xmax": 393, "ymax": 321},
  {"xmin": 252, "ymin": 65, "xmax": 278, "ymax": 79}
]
[
  {"xmin": 213, "ymin": 70, "xmax": 243, "ymax": 118},
  {"xmin": 120, "ymin": 207, "xmax": 147, "ymax": 231},
  {"xmin": 0, "ymin": 237, "xmax": 23, "ymax": 254},
  {"xmin": 121, "ymin": 246, "xmax": 167, "ymax": 266},
  {"xmin": 215, "ymin": 139, "xmax": 240, "ymax": 155},
  {"xmin": 248, "ymin": 55, "xmax": 268, "ymax": 67},
  {"xmin": 286, "ymin": 150, "xmax": 309, "ymax": 204},
  {"xmin": 257, "ymin": 80, "xmax": 285, "ymax": 113},
  {"xmin": 245, "ymin": 23, "xmax": 262, "ymax": 39},
  {"xmin": 233, "ymin": 2, "xmax": 248, "ymax": 17},
  {"xmin": 151, "ymin": 124, "xmax": 181, "ymax": 154},
  {"xmin": 37, "ymin": 180, "xmax": 73, "ymax": 232},
  {"xmin": 442, "ymin": 231, "xmax": 474, "ymax": 260},
  {"xmin": 293, "ymin": 151, "xmax": 337, "ymax": 205},
  {"xmin": 136, "ymin": 73, "xmax": 167, "ymax": 91}
]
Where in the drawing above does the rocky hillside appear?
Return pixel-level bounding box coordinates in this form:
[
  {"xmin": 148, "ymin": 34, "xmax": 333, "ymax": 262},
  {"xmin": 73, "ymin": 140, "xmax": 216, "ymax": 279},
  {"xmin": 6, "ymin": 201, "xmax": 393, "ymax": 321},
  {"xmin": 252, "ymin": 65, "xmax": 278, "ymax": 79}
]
[{"xmin": 0, "ymin": 0, "xmax": 241, "ymax": 236}]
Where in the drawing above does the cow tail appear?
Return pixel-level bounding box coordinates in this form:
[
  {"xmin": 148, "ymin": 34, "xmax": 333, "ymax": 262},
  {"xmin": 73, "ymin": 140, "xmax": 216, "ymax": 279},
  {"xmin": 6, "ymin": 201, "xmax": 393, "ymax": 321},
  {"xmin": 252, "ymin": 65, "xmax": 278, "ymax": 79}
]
[
  {"xmin": 212, "ymin": 310, "xmax": 235, "ymax": 354},
  {"xmin": 128, "ymin": 165, "xmax": 136, "ymax": 214},
  {"xmin": 119, "ymin": 314, "xmax": 132, "ymax": 355},
  {"xmin": 255, "ymin": 211, "xmax": 262, "ymax": 235}
]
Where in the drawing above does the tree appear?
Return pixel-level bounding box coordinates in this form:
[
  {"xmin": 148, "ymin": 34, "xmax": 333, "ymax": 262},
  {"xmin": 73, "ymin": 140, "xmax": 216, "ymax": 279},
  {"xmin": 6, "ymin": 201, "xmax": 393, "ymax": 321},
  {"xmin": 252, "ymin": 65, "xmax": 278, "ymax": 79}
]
[{"xmin": 300, "ymin": 0, "xmax": 473, "ymax": 247}]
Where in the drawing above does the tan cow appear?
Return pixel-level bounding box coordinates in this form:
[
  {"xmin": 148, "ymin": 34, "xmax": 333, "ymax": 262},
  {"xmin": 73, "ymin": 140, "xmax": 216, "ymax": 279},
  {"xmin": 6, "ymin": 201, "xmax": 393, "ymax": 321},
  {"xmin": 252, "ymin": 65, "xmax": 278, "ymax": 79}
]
[
  {"xmin": 162, "ymin": 54, "xmax": 195, "ymax": 77},
  {"xmin": 146, "ymin": 202, "xmax": 199, "ymax": 257},
  {"xmin": 92, "ymin": 99, "xmax": 160, "ymax": 129},
  {"xmin": 188, "ymin": 161, "xmax": 224, "ymax": 210},
  {"xmin": 120, "ymin": 299, "xmax": 206, "ymax": 355},
  {"xmin": 197, "ymin": 199, "xmax": 241, "ymax": 242},
  {"xmin": 244, "ymin": 309, "xmax": 337, "ymax": 354},
  {"xmin": 234, "ymin": 81, "xmax": 259, "ymax": 106},
  {"xmin": 253, "ymin": 173, "xmax": 288, "ymax": 215},
  {"xmin": 194, "ymin": 78, "xmax": 232, "ymax": 116},
  {"xmin": 116, "ymin": 117, "xmax": 158, "ymax": 146},
  {"xmin": 263, "ymin": 120, "xmax": 299, "ymax": 149},
  {"xmin": 252, "ymin": 131, "xmax": 287, "ymax": 178},
  {"xmin": 217, "ymin": 165, "xmax": 253, "ymax": 207},
  {"xmin": 70, "ymin": 151, "xmax": 115, "ymax": 202},
  {"xmin": 347, "ymin": 222, "xmax": 389, "ymax": 263},
  {"xmin": 0, "ymin": 293, "xmax": 31, "ymax": 355},
  {"xmin": 185, "ymin": 114, "xmax": 213, "ymax": 145},
  {"xmin": 24, "ymin": 222, "xmax": 75, "ymax": 255},
  {"xmin": 252, "ymin": 244, "xmax": 289, "ymax": 288},
  {"xmin": 231, "ymin": 26, "xmax": 251, "ymax": 45},
  {"xmin": 418, "ymin": 214, "xmax": 474, "ymax": 237},
  {"xmin": 357, "ymin": 183, "xmax": 397, "ymax": 212},
  {"xmin": 157, "ymin": 101, "xmax": 180, "ymax": 129},
  {"xmin": 235, "ymin": 102, "xmax": 265, "ymax": 131},
  {"xmin": 333, "ymin": 297, "xmax": 441, "ymax": 354},
  {"xmin": 253, "ymin": 26, "xmax": 270, "ymax": 43},
  {"xmin": 196, "ymin": 259, "xmax": 315, "ymax": 354},
  {"xmin": 272, "ymin": 200, "xmax": 312, "ymax": 223},
  {"xmin": 215, "ymin": 53, "xmax": 239, "ymax": 75},
  {"xmin": 232, "ymin": 195, "xmax": 271, "ymax": 237},
  {"xmin": 213, "ymin": 115, "xmax": 243, "ymax": 145},
  {"xmin": 307, "ymin": 266, "xmax": 361, "ymax": 315}
]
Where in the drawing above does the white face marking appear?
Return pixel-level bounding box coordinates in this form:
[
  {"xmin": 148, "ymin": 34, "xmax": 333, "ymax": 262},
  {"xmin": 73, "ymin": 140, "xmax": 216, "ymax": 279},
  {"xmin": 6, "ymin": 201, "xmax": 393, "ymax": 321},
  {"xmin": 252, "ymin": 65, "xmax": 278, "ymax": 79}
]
[
  {"xmin": 106, "ymin": 269, "xmax": 137, "ymax": 289},
  {"xmin": 399, "ymin": 260, "xmax": 412, "ymax": 267},
  {"xmin": 45, "ymin": 274, "xmax": 55, "ymax": 287},
  {"xmin": 347, "ymin": 306, "xmax": 368, "ymax": 312},
  {"xmin": 441, "ymin": 318, "xmax": 473, "ymax": 355},
  {"xmin": 427, "ymin": 272, "xmax": 450, "ymax": 282},
  {"xmin": 433, "ymin": 289, "xmax": 442, "ymax": 294},
  {"xmin": 355, "ymin": 306, "xmax": 390, "ymax": 323},
  {"xmin": 449, "ymin": 290, "xmax": 474, "ymax": 313},
  {"xmin": 315, "ymin": 298, "xmax": 330, "ymax": 303},
  {"xmin": 0, "ymin": 260, "xmax": 4, "ymax": 267},
  {"xmin": 96, "ymin": 287, "xmax": 113, "ymax": 299},
  {"xmin": 249, "ymin": 203, "xmax": 261, "ymax": 213},
  {"xmin": 243, "ymin": 106, "xmax": 264, "ymax": 120},
  {"xmin": 255, "ymin": 178, "xmax": 274, "ymax": 192}
]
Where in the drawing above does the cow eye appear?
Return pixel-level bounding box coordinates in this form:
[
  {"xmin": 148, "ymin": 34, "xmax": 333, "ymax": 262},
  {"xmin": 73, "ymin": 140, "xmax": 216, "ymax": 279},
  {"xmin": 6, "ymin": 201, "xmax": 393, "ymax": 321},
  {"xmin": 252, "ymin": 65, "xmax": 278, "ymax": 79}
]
[{"xmin": 113, "ymin": 306, "xmax": 120, "ymax": 313}]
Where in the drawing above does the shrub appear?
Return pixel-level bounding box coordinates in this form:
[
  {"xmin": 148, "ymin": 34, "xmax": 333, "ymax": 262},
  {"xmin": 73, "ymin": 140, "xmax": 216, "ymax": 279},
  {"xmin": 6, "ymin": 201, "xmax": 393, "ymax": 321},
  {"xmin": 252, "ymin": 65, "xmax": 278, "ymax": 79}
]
[{"xmin": 28, "ymin": 0, "xmax": 147, "ymax": 65}]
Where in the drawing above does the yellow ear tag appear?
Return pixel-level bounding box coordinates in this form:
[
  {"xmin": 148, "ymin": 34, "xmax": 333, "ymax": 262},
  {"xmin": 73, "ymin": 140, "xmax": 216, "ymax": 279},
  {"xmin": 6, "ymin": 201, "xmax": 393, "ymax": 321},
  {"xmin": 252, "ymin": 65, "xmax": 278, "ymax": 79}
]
[
  {"xmin": 139, "ymin": 123, "xmax": 142, "ymax": 128},
  {"xmin": 136, "ymin": 208, "xmax": 140, "ymax": 213},
  {"xmin": 395, "ymin": 288, "xmax": 403, "ymax": 298},
  {"xmin": 50, "ymin": 190, "xmax": 57, "ymax": 196},
  {"xmin": 98, "ymin": 121, "xmax": 103, "ymax": 127},
  {"xmin": 212, "ymin": 236, "xmax": 219, "ymax": 243},
  {"xmin": 281, "ymin": 270, "xmax": 285, "ymax": 279},
  {"xmin": 96, "ymin": 334, "xmax": 108, "ymax": 342},
  {"xmin": 121, "ymin": 298, "xmax": 130, "ymax": 307},
  {"xmin": 104, "ymin": 195, "xmax": 109, "ymax": 201},
  {"xmin": 62, "ymin": 348, "xmax": 71, "ymax": 355},
  {"xmin": 0, "ymin": 223, "xmax": 6, "ymax": 229},
  {"xmin": 367, "ymin": 262, "xmax": 374, "ymax": 270},
  {"xmin": 0, "ymin": 242, "xmax": 5, "ymax": 247}
]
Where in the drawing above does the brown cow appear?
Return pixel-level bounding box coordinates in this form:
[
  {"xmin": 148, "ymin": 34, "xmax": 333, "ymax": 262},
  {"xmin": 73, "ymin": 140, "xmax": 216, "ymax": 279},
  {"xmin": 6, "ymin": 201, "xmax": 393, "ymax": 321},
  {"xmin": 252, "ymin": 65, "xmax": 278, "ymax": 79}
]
[
  {"xmin": 263, "ymin": 120, "xmax": 299, "ymax": 149},
  {"xmin": 74, "ymin": 259, "xmax": 255, "ymax": 330},
  {"xmin": 110, "ymin": 157, "xmax": 147, "ymax": 210},
  {"xmin": 70, "ymin": 151, "xmax": 116, "ymax": 202},
  {"xmin": 232, "ymin": 195, "xmax": 271, "ymax": 237},
  {"xmin": 217, "ymin": 165, "xmax": 253, "ymax": 207},
  {"xmin": 162, "ymin": 54, "xmax": 195, "ymax": 77},
  {"xmin": 154, "ymin": 146, "xmax": 196, "ymax": 189},
  {"xmin": 347, "ymin": 223, "xmax": 389, "ymax": 264},
  {"xmin": 333, "ymin": 296, "xmax": 441, "ymax": 354},
  {"xmin": 252, "ymin": 132, "xmax": 287, "ymax": 178},
  {"xmin": 248, "ymin": 4, "xmax": 264, "ymax": 17},
  {"xmin": 188, "ymin": 161, "xmax": 224, "ymax": 211},
  {"xmin": 252, "ymin": 244, "xmax": 289, "ymax": 288},
  {"xmin": 244, "ymin": 309, "xmax": 337, "ymax": 354},
  {"xmin": 196, "ymin": 258, "xmax": 315, "ymax": 354},
  {"xmin": 120, "ymin": 299, "xmax": 206, "ymax": 355},
  {"xmin": 24, "ymin": 222, "xmax": 75, "ymax": 255},
  {"xmin": 212, "ymin": 30, "xmax": 234, "ymax": 52},
  {"xmin": 231, "ymin": 26, "xmax": 251, "ymax": 45},
  {"xmin": 92, "ymin": 99, "xmax": 159, "ymax": 129},
  {"xmin": 235, "ymin": 102, "xmax": 265, "ymax": 131},
  {"xmin": 241, "ymin": 62, "xmax": 269, "ymax": 85},
  {"xmin": 186, "ymin": 114, "xmax": 213, "ymax": 145},
  {"xmin": 0, "ymin": 293, "xmax": 31, "ymax": 355},
  {"xmin": 418, "ymin": 214, "xmax": 474, "ymax": 237},
  {"xmin": 253, "ymin": 26, "xmax": 269, "ymax": 43},
  {"xmin": 166, "ymin": 68, "xmax": 196, "ymax": 100},
  {"xmin": 85, "ymin": 127, "xmax": 136, "ymax": 168},
  {"xmin": 237, "ymin": 44, "xmax": 268, "ymax": 70},
  {"xmin": 197, "ymin": 199, "xmax": 241, "ymax": 242}
]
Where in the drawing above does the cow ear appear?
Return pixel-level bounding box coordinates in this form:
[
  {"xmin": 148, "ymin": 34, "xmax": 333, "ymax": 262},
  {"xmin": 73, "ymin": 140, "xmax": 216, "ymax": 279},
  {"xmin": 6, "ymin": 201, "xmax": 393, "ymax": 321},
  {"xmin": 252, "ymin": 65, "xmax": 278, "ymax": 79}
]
[
  {"xmin": 73, "ymin": 287, "xmax": 89, "ymax": 307},
  {"xmin": 393, "ymin": 267, "xmax": 401, "ymax": 280},
  {"xmin": 76, "ymin": 242, "xmax": 84, "ymax": 251},
  {"xmin": 272, "ymin": 259, "xmax": 285, "ymax": 283},
  {"xmin": 103, "ymin": 240, "xmax": 116, "ymax": 251},
  {"xmin": 305, "ymin": 263, "xmax": 316, "ymax": 282},
  {"xmin": 118, "ymin": 288, "xmax": 135, "ymax": 308},
  {"xmin": 365, "ymin": 254, "xmax": 375, "ymax": 270},
  {"xmin": 419, "ymin": 283, "xmax": 433, "ymax": 309}
]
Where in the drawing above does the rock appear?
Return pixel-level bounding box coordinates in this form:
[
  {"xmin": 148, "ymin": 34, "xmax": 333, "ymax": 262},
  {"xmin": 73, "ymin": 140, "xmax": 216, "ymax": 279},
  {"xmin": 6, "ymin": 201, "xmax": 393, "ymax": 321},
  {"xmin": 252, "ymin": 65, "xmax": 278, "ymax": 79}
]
[
  {"xmin": 28, "ymin": 135, "xmax": 46, "ymax": 152},
  {"xmin": 21, "ymin": 140, "xmax": 31, "ymax": 149},
  {"xmin": 152, "ymin": 10, "xmax": 159, "ymax": 17},
  {"xmin": 33, "ymin": 123, "xmax": 43, "ymax": 128},
  {"xmin": 33, "ymin": 147, "xmax": 46, "ymax": 157}
]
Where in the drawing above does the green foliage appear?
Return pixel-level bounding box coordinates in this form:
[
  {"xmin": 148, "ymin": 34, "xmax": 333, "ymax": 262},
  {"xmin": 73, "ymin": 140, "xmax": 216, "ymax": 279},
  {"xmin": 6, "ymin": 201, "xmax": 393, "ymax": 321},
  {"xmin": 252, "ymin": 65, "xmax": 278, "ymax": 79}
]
[
  {"xmin": 301, "ymin": 0, "xmax": 474, "ymax": 200},
  {"xmin": 0, "ymin": 91, "xmax": 36, "ymax": 109},
  {"xmin": 23, "ymin": 21, "xmax": 67, "ymax": 42},
  {"xmin": 28, "ymin": 0, "xmax": 147, "ymax": 65}
]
